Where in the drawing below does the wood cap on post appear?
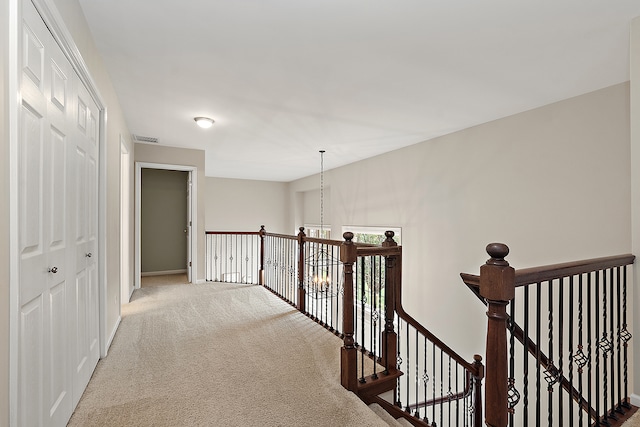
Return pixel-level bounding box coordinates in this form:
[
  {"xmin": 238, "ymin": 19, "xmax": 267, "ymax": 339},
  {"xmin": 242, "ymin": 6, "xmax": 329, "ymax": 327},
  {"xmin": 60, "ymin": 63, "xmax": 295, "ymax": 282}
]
[
  {"xmin": 382, "ymin": 230, "xmax": 398, "ymax": 247},
  {"xmin": 340, "ymin": 232, "xmax": 357, "ymax": 263},
  {"xmin": 479, "ymin": 243, "xmax": 515, "ymax": 301}
]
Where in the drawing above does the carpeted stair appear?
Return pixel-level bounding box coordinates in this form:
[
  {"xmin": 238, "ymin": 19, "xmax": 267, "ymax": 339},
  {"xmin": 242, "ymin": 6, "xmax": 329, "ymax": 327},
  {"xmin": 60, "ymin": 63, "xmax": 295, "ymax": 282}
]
[{"xmin": 369, "ymin": 403, "xmax": 415, "ymax": 427}]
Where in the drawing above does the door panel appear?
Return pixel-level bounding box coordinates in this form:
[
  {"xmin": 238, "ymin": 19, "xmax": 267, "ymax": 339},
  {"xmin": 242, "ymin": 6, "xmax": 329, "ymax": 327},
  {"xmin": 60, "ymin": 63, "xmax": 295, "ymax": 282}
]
[
  {"xmin": 20, "ymin": 296, "xmax": 44, "ymax": 427},
  {"xmin": 18, "ymin": 0, "xmax": 101, "ymax": 424}
]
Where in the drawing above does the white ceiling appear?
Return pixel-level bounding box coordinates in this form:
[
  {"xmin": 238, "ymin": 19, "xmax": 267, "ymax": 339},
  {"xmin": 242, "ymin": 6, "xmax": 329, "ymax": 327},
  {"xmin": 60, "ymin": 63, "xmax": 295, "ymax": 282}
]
[{"xmin": 77, "ymin": 0, "xmax": 640, "ymax": 182}]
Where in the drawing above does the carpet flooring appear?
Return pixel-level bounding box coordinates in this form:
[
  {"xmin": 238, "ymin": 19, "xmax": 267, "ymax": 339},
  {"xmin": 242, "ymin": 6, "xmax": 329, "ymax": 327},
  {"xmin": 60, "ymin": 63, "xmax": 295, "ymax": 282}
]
[{"xmin": 67, "ymin": 282, "xmax": 390, "ymax": 427}]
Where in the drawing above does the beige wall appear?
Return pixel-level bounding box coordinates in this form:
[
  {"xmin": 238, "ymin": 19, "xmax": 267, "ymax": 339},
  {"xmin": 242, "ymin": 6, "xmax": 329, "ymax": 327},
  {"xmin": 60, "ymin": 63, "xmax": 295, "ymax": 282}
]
[
  {"xmin": 289, "ymin": 83, "xmax": 632, "ymax": 361},
  {"xmin": 0, "ymin": 0, "xmax": 9, "ymax": 422},
  {"xmin": 204, "ymin": 177, "xmax": 289, "ymax": 234},
  {"xmin": 631, "ymin": 15, "xmax": 640, "ymax": 404},
  {"xmin": 135, "ymin": 144, "xmax": 206, "ymax": 281}
]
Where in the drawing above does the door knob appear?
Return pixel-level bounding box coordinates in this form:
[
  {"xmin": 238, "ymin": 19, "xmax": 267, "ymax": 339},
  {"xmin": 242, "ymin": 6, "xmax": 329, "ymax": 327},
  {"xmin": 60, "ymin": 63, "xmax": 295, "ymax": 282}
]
[
  {"xmin": 48, "ymin": 267, "xmax": 58, "ymax": 274},
  {"xmin": 86, "ymin": 253, "xmax": 92, "ymax": 258}
]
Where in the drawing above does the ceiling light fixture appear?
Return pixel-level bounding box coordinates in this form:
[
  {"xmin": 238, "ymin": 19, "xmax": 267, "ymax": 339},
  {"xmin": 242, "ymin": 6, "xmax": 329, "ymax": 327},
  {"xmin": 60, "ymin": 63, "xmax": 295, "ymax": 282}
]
[{"xmin": 194, "ymin": 117, "xmax": 214, "ymax": 129}]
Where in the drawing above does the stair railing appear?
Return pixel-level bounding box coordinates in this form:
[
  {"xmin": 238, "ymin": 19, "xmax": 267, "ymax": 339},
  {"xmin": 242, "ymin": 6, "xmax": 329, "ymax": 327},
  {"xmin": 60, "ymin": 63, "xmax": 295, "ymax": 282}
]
[
  {"xmin": 461, "ymin": 243, "xmax": 635, "ymax": 427},
  {"xmin": 341, "ymin": 231, "xmax": 484, "ymax": 427},
  {"xmin": 205, "ymin": 227, "xmax": 485, "ymax": 426},
  {"xmin": 206, "ymin": 226, "xmax": 347, "ymax": 335}
]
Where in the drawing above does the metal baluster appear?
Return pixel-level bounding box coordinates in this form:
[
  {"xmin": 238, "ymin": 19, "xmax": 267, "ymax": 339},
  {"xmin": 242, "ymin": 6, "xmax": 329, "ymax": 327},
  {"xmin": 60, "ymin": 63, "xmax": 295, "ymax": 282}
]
[
  {"xmin": 448, "ymin": 356, "xmax": 452, "ymax": 426},
  {"xmin": 587, "ymin": 273, "xmax": 594, "ymax": 426},
  {"xmin": 523, "ymin": 286, "xmax": 529, "ymax": 427},
  {"xmin": 536, "ymin": 282, "xmax": 541, "ymax": 425},
  {"xmin": 440, "ymin": 347, "xmax": 443, "ymax": 427},
  {"xmin": 329, "ymin": 245, "xmax": 335, "ymax": 332},
  {"xmin": 424, "ymin": 335, "xmax": 429, "ymax": 425},
  {"xmin": 609, "ymin": 268, "xmax": 617, "ymax": 420},
  {"xmin": 455, "ymin": 360, "xmax": 459, "ymax": 427},
  {"xmin": 235, "ymin": 234, "xmax": 238, "ymax": 282},
  {"xmin": 615, "ymin": 266, "xmax": 622, "ymax": 415},
  {"xmin": 432, "ymin": 340, "xmax": 436, "ymax": 426},
  {"xmin": 396, "ymin": 317, "xmax": 402, "ymax": 409},
  {"xmin": 621, "ymin": 266, "xmax": 631, "ymax": 409},
  {"xmin": 558, "ymin": 278, "xmax": 564, "ymax": 424},
  {"xmin": 595, "ymin": 271, "xmax": 600, "ymax": 427},
  {"xmin": 602, "ymin": 269, "xmax": 610, "ymax": 425},
  {"xmin": 508, "ymin": 300, "xmax": 516, "ymax": 426},
  {"xmin": 359, "ymin": 256, "xmax": 366, "ymax": 383},
  {"xmin": 577, "ymin": 275, "xmax": 585, "ymax": 427},
  {"xmin": 372, "ymin": 256, "xmax": 378, "ymax": 380},
  {"xmin": 374, "ymin": 255, "xmax": 386, "ymax": 361},
  {"xmin": 546, "ymin": 280, "xmax": 554, "ymax": 427},
  {"xmin": 415, "ymin": 328, "xmax": 419, "ymax": 418},
  {"xmin": 406, "ymin": 323, "xmax": 410, "ymax": 413},
  {"xmin": 568, "ymin": 276, "xmax": 574, "ymax": 427}
]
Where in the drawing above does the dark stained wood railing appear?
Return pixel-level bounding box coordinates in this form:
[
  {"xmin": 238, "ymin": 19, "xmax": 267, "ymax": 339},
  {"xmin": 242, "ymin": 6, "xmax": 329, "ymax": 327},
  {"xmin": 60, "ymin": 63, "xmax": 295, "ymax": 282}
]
[
  {"xmin": 461, "ymin": 244, "xmax": 636, "ymax": 427},
  {"xmin": 341, "ymin": 231, "xmax": 484, "ymax": 427},
  {"xmin": 205, "ymin": 227, "xmax": 485, "ymax": 427}
]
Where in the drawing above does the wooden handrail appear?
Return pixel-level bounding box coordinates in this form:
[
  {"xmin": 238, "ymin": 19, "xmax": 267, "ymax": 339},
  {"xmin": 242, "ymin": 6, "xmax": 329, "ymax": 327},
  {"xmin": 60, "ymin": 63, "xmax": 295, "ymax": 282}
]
[
  {"xmin": 462, "ymin": 254, "xmax": 635, "ymax": 289},
  {"xmin": 464, "ymin": 244, "xmax": 636, "ymax": 427},
  {"xmin": 514, "ymin": 254, "xmax": 634, "ymax": 286}
]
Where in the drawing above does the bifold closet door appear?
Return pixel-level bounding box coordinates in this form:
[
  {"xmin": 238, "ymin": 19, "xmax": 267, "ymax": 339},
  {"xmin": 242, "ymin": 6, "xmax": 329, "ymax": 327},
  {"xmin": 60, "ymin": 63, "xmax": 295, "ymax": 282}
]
[{"xmin": 18, "ymin": 1, "xmax": 100, "ymax": 425}]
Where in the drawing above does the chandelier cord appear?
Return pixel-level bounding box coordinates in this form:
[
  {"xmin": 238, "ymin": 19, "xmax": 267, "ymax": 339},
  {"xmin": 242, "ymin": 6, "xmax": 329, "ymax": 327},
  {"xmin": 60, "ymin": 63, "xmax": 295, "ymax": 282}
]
[{"xmin": 320, "ymin": 150, "xmax": 325, "ymax": 235}]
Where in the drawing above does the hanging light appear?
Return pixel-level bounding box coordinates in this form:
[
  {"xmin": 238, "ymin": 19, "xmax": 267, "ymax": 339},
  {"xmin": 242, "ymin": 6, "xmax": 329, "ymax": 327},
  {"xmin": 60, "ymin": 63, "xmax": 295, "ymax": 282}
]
[{"xmin": 305, "ymin": 150, "xmax": 339, "ymax": 298}]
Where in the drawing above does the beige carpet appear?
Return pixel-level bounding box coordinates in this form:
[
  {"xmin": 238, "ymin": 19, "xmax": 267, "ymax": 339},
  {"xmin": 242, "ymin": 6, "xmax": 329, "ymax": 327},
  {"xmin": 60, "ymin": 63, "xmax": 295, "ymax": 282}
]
[
  {"xmin": 624, "ymin": 409, "xmax": 640, "ymax": 427},
  {"xmin": 68, "ymin": 282, "xmax": 390, "ymax": 427}
]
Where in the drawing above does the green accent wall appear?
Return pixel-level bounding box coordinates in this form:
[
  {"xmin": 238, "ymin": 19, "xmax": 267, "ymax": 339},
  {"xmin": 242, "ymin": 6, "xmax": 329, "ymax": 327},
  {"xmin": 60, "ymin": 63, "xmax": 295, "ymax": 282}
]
[{"xmin": 141, "ymin": 169, "xmax": 188, "ymax": 273}]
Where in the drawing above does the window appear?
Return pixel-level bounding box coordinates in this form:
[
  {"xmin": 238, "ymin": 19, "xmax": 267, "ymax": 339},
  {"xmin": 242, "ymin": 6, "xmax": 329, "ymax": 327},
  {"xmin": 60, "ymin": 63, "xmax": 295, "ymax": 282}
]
[
  {"xmin": 342, "ymin": 225, "xmax": 401, "ymax": 245},
  {"xmin": 303, "ymin": 224, "xmax": 331, "ymax": 240}
]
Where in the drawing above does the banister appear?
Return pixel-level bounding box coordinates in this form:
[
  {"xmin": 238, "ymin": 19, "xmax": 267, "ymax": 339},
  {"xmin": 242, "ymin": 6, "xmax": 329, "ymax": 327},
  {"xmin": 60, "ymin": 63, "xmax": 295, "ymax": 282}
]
[
  {"xmin": 461, "ymin": 253, "xmax": 635, "ymax": 289},
  {"xmin": 463, "ymin": 243, "xmax": 636, "ymax": 427},
  {"xmin": 513, "ymin": 254, "xmax": 635, "ymax": 286}
]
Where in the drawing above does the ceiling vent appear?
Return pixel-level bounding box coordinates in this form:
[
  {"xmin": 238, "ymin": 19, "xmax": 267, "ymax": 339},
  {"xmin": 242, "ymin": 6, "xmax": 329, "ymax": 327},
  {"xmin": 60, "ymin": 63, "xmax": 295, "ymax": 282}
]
[{"xmin": 132, "ymin": 134, "xmax": 159, "ymax": 143}]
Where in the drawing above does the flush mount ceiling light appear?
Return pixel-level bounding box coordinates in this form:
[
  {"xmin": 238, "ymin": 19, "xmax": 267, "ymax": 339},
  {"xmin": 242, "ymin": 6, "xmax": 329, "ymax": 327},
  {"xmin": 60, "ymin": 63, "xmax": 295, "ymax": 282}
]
[{"xmin": 194, "ymin": 117, "xmax": 214, "ymax": 129}]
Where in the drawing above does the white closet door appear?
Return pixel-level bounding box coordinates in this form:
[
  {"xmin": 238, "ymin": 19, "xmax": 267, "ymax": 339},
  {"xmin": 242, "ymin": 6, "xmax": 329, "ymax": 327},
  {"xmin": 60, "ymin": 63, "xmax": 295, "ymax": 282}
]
[
  {"xmin": 71, "ymin": 72, "xmax": 100, "ymax": 406},
  {"xmin": 18, "ymin": 0, "xmax": 100, "ymax": 424}
]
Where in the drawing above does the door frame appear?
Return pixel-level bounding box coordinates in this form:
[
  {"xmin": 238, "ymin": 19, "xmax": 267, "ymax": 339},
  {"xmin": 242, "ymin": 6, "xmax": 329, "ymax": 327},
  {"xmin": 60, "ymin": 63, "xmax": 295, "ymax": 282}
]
[
  {"xmin": 8, "ymin": 0, "xmax": 109, "ymax": 423},
  {"xmin": 135, "ymin": 162, "xmax": 197, "ymax": 288}
]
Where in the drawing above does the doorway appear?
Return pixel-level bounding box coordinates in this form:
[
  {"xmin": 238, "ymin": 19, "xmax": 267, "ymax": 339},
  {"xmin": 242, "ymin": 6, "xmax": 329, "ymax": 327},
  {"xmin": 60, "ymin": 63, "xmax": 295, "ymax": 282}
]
[{"xmin": 135, "ymin": 162, "xmax": 197, "ymax": 289}]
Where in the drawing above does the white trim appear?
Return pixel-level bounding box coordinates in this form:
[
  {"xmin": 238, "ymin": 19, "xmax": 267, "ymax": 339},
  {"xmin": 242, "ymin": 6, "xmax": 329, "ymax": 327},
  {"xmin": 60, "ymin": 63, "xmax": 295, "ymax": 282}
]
[
  {"xmin": 8, "ymin": 0, "xmax": 20, "ymax": 424},
  {"xmin": 104, "ymin": 315, "xmax": 121, "ymax": 357},
  {"xmin": 141, "ymin": 269, "xmax": 187, "ymax": 277},
  {"xmin": 135, "ymin": 162, "xmax": 198, "ymax": 289},
  {"xmin": 631, "ymin": 393, "xmax": 640, "ymax": 407}
]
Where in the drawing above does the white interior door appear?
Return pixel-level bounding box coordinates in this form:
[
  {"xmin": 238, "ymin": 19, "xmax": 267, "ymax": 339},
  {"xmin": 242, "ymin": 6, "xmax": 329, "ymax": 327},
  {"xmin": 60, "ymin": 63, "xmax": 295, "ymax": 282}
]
[
  {"xmin": 71, "ymin": 69, "xmax": 100, "ymax": 406},
  {"xmin": 187, "ymin": 173, "xmax": 192, "ymax": 283},
  {"xmin": 17, "ymin": 1, "xmax": 100, "ymax": 424}
]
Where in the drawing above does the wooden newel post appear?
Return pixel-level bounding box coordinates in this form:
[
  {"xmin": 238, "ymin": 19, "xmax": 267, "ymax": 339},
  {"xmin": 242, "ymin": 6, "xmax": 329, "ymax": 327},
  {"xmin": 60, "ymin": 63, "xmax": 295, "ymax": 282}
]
[
  {"xmin": 297, "ymin": 227, "xmax": 306, "ymax": 313},
  {"xmin": 259, "ymin": 225, "xmax": 266, "ymax": 286},
  {"xmin": 479, "ymin": 243, "xmax": 515, "ymax": 427},
  {"xmin": 381, "ymin": 231, "xmax": 398, "ymax": 374},
  {"xmin": 341, "ymin": 231, "xmax": 358, "ymax": 391}
]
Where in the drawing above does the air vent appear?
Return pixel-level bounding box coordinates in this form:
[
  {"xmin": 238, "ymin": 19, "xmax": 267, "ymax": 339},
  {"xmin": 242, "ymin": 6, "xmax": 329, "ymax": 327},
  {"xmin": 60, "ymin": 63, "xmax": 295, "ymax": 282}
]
[{"xmin": 132, "ymin": 134, "xmax": 159, "ymax": 143}]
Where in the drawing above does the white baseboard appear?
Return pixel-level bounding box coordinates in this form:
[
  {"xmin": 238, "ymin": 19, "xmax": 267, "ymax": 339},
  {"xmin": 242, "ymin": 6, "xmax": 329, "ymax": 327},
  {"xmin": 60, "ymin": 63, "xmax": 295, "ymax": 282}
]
[
  {"xmin": 103, "ymin": 315, "xmax": 121, "ymax": 358},
  {"xmin": 141, "ymin": 269, "xmax": 187, "ymax": 277},
  {"xmin": 195, "ymin": 279, "xmax": 206, "ymax": 284},
  {"xmin": 630, "ymin": 393, "xmax": 640, "ymax": 407}
]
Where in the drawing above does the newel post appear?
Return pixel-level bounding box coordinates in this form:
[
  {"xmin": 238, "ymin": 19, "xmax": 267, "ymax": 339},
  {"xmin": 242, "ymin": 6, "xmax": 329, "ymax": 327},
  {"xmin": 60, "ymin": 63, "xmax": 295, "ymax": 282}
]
[
  {"xmin": 297, "ymin": 227, "xmax": 306, "ymax": 313},
  {"xmin": 341, "ymin": 231, "xmax": 358, "ymax": 391},
  {"xmin": 381, "ymin": 231, "xmax": 398, "ymax": 374},
  {"xmin": 259, "ymin": 225, "xmax": 266, "ymax": 286},
  {"xmin": 479, "ymin": 243, "xmax": 515, "ymax": 427}
]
